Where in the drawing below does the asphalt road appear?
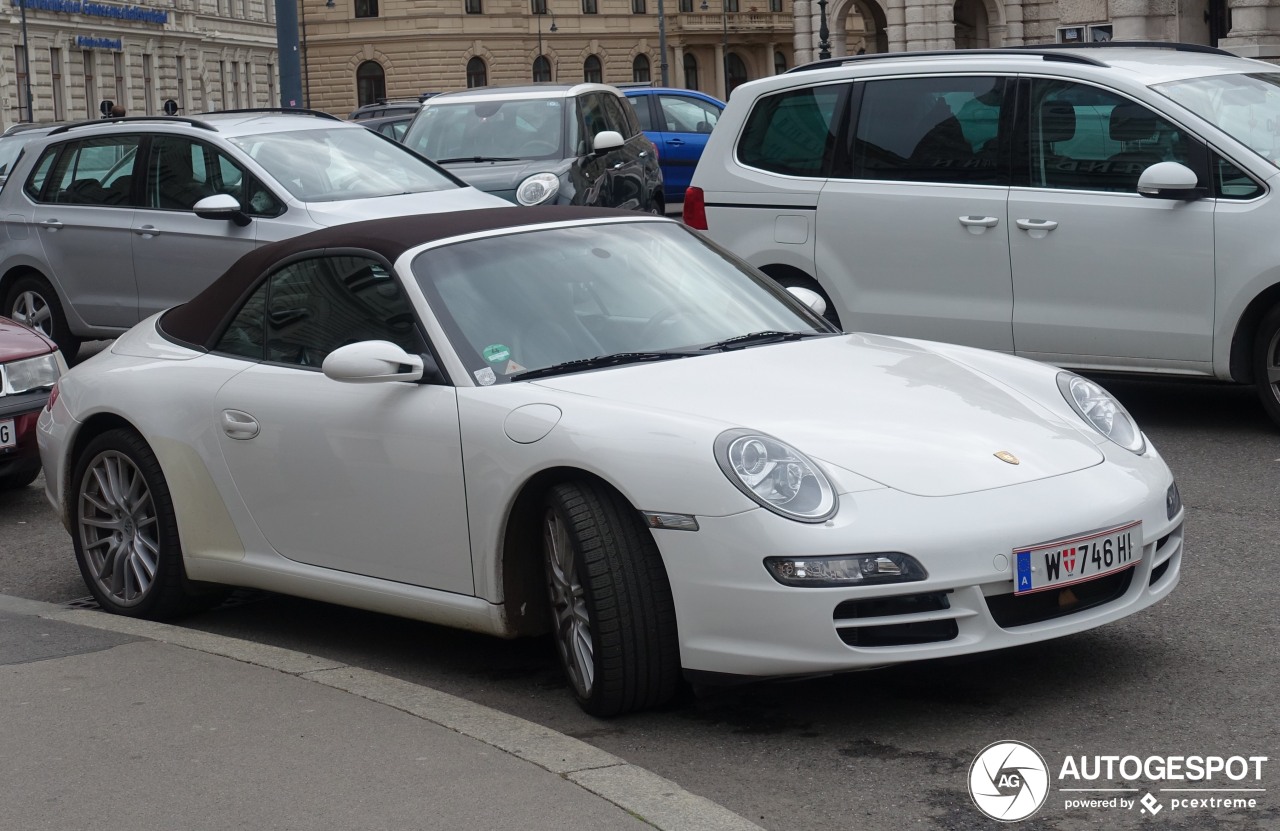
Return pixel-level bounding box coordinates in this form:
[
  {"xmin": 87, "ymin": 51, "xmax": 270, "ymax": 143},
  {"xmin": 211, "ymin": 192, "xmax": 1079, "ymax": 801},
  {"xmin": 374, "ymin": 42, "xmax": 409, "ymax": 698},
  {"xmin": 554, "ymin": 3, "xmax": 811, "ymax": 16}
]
[{"xmin": 2, "ymin": 371, "xmax": 1277, "ymax": 831}]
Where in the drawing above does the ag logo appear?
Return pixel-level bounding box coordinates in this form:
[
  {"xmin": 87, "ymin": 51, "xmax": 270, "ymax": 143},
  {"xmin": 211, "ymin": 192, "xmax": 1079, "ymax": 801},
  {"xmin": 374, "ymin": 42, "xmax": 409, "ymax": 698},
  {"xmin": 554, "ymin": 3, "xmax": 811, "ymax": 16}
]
[{"xmin": 968, "ymin": 740, "xmax": 1050, "ymax": 822}]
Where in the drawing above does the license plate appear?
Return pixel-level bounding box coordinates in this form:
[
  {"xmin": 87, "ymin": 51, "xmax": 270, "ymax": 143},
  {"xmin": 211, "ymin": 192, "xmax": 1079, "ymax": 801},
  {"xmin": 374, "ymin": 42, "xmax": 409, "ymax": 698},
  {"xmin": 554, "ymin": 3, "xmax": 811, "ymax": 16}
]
[
  {"xmin": 0, "ymin": 418, "xmax": 14, "ymax": 450},
  {"xmin": 1013, "ymin": 520, "xmax": 1142, "ymax": 595}
]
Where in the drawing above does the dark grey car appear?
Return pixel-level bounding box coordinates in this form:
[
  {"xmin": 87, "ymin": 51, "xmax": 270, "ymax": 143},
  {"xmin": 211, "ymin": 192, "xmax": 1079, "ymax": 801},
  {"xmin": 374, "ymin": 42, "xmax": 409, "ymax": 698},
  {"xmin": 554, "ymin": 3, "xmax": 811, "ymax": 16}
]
[{"xmin": 401, "ymin": 83, "xmax": 664, "ymax": 212}]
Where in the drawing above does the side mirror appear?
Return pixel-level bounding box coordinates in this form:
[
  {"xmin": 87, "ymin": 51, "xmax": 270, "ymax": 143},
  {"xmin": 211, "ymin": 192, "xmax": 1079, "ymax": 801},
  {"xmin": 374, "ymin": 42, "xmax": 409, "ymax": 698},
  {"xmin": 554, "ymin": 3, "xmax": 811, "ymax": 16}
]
[
  {"xmin": 592, "ymin": 130, "xmax": 625, "ymax": 154},
  {"xmin": 786, "ymin": 285, "xmax": 828, "ymax": 318},
  {"xmin": 322, "ymin": 340, "xmax": 428, "ymax": 384},
  {"xmin": 1137, "ymin": 162, "xmax": 1205, "ymax": 201},
  {"xmin": 194, "ymin": 193, "xmax": 252, "ymax": 226}
]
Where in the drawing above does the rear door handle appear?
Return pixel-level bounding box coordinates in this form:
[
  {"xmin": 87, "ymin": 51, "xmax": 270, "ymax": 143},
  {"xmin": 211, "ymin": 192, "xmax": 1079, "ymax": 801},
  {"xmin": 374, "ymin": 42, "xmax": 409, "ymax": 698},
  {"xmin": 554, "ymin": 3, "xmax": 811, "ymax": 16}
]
[
  {"xmin": 958, "ymin": 215, "xmax": 999, "ymax": 235},
  {"xmin": 39, "ymin": 219, "xmax": 63, "ymax": 231},
  {"xmin": 666, "ymin": 138, "xmax": 686, "ymax": 147},
  {"xmin": 132, "ymin": 225, "xmax": 161, "ymax": 237},
  {"xmin": 1015, "ymin": 218, "xmax": 1059, "ymax": 231},
  {"xmin": 221, "ymin": 409, "xmax": 259, "ymax": 440}
]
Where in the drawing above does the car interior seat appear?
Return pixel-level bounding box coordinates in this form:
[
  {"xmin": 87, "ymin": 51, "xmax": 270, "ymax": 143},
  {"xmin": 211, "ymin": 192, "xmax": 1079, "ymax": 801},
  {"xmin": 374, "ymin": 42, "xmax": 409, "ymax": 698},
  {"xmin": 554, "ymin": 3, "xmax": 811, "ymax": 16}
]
[
  {"xmin": 1107, "ymin": 102, "xmax": 1164, "ymax": 189},
  {"xmin": 1035, "ymin": 101, "xmax": 1078, "ymax": 188}
]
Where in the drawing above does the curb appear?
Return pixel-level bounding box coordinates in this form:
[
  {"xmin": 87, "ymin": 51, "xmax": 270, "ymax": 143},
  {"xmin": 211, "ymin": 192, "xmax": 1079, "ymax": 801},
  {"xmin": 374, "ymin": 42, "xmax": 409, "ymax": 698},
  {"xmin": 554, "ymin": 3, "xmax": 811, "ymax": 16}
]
[{"xmin": 0, "ymin": 593, "xmax": 765, "ymax": 831}]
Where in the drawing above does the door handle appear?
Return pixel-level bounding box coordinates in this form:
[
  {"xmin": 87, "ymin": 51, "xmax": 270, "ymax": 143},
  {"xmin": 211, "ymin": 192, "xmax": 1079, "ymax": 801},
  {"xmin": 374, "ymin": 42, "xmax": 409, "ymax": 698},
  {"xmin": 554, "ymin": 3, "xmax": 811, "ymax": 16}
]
[
  {"xmin": 666, "ymin": 139, "xmax": 686, "ymax": 146},
  {"xmin": 132, "ymin": 225, "xmax": 161, "ymax": 237},
  {"xmin": 221, "ymin": 409, "xmax": 259, "ymax": 440},
  {"xmin": 613, "ymin": 162, "xmax": 625, "ymax": 169},
  {"xmin": 1015, "ymin": 218, "xmax": 1059, "ymax": 231},
  {"xmin": 958, "ymin": 215, "xmax": 999, "ymax": 235},
  {"xmin": 39, "ymin": 219, "xmax": 63, "ymax": 231}
]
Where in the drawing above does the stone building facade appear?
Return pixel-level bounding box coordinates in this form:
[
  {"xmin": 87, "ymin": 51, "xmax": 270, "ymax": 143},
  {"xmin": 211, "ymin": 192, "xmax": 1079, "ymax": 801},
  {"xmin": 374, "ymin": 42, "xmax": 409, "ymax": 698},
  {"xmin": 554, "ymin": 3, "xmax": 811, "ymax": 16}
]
[{"xmin": 1, "ymin": 0, "xmax": 278, "ymax": 131}]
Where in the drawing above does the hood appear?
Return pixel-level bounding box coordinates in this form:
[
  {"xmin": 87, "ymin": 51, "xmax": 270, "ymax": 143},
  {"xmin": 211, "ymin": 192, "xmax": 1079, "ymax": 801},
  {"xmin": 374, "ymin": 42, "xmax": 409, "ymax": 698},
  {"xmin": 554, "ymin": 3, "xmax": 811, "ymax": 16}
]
[
  {"xmin": 440, "ymin": 160, "xmax": 566, "ymax": 203},
  {"xmin": 530, "ymin": 334, "xmax": 1105, "ymax": 498},
  {"xmin": 0, "ymin": 317, "xmax": 56, "ymax": 362},
  {"xmin": 304, "ymin": 186, "xmax": 507, "ymax": 226}
]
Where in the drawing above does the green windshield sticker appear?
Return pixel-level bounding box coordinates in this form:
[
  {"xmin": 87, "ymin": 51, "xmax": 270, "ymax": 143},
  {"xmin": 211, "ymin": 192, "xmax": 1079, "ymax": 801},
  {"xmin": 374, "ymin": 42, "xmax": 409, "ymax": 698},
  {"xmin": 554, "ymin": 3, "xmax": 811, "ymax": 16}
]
[{"xmin": 482, "ymin": 344, "xmax": 511, "ymax": 364}]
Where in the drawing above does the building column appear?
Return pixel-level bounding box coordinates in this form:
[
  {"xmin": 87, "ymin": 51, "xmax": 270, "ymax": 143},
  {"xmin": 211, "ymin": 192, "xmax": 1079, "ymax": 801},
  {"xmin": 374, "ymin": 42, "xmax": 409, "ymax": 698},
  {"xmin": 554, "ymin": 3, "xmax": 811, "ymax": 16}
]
[
  {"xmin": 714, "ymin": 42, "xmax": 726, "ymax": 99},
  {"xmin": 673, "ymin": 43, "xmax": 686, "ymax": 87},
  {"xmin": 794, "ymin": 0, "xmax": 814, "ymax": 63},
  {"xmin": 1218, "ymin": 0, "xmax": 1280, "ymax": 58}
]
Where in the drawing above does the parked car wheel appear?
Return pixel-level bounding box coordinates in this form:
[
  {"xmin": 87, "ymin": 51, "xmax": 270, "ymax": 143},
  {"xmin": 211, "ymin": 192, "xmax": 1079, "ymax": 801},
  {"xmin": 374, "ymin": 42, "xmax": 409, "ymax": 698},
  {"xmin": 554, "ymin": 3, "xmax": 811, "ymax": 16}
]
[
  {"xmin": 5, "ymin": 274, "xmax": 80, "ymax": 361},
  {"xmin": 1254, "ymin": 303, "xmax": 1280, "ymax": 427},
  {"xmin": 541, "ymin": 481, "xmax": 681, "ymax": 717},
  {"xmin": 71, "ymin": 429, "xmax": 211, "ymax": 618}
]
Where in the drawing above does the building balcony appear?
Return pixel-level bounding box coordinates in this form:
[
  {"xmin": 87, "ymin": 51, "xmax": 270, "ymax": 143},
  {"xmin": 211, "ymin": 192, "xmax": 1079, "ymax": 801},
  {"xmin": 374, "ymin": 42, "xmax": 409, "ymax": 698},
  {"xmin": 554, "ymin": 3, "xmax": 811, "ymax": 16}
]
[{"xmin": 673, "ymin": 11, "xmax": 793, "ymax": 33}]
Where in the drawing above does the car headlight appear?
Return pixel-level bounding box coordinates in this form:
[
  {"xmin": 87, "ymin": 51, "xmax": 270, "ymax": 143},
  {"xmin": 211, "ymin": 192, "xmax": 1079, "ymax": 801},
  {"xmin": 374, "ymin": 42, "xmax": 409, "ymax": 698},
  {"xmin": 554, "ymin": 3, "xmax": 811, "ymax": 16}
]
[
  {"xmin": 1057, "ymin": 372, "xmax": 1145, "ymax": 454},
  {"xmin": 515, "ymin": 172, "xmax": 560, "ymax": 206},
  {"xmin": 2, "ymin": 353, "xmax": 60, "ymax": 394},
  {"xmin": 714, "ymin": 429, "xmax": 837, "ymax": 522}
]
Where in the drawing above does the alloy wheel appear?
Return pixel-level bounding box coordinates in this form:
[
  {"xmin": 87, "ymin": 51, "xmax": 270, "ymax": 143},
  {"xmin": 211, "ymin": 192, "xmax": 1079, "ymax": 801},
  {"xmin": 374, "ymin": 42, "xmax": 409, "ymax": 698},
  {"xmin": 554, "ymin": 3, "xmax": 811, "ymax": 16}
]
[
  {"xmin": 11, "ymin": 289, "xmax": 53, "ymax": 337},
  {"xmin": 1268, "ymin": 327, "xmax": 1280, "ymax": 405},
  {"xmin": 77, "ymin": 450, "xmax": 161, "ymax": 607},
  {"xmin": 543, "ymin": 508, "xmax": 594, "ymax": 698}
]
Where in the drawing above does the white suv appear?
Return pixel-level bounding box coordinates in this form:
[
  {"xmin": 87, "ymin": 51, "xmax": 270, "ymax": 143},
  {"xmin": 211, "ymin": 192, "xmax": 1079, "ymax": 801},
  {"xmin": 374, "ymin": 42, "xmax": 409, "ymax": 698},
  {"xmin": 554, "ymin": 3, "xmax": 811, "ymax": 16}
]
[
  {"xmin": 685, "ymin": 43, "xmax": 1280, "ymax": 426},
  {"xmin": 0, "ymin": 110, "xmax": 504, "ymax": 359}
]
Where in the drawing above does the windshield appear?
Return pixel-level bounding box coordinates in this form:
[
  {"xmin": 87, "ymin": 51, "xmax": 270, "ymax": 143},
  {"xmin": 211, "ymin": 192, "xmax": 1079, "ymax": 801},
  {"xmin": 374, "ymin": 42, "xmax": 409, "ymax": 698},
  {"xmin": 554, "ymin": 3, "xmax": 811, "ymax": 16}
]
[
  {"xmin": 1154, "ymin": 72, "xmax": 1280, "ymax": 167},
  {"xmin": 412, "ymin": 221, "xmax": 830, "ymax": 385},
  {"xmin": 402, "ymin": 98, "xmax": 565, "ymax": 162},
  {"xmin": 228, "ymin": 127, "xmax": 459, "ymax": 202}
]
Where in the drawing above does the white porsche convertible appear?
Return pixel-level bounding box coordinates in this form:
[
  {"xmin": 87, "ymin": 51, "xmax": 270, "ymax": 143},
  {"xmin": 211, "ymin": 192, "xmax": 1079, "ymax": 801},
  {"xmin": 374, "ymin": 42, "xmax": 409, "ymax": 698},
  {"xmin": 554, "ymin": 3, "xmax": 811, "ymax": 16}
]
[{"xmin": 38, "ymin": 206, "xmax": 1183, "ymax": 715}]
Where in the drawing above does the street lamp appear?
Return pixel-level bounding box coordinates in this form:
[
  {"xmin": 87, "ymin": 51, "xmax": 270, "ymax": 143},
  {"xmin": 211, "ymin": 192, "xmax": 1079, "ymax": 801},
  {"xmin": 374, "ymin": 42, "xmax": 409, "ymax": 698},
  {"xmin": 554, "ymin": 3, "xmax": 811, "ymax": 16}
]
[
  {"xmin": 657, "ymin": 0, "xmax": 669, "ymax": 86},
  {"xmin": 699, "ymin": 0, "xmax": 729, "ymax": 99},
  {"xmin": 817, "ymin": 0, "xmax": 831, "ymax": 60},
  {"xmin": 533, "ymin": 0, "xmax": 557, "ymax": 81}
]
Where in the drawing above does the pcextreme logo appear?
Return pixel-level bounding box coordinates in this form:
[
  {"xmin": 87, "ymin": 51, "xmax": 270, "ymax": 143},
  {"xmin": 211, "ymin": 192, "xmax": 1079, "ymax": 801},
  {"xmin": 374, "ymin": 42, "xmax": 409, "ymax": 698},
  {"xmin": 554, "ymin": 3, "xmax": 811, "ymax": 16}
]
[{"xmin": 967, "ymin": 742, "xmax": 1270, "ymax": 822}]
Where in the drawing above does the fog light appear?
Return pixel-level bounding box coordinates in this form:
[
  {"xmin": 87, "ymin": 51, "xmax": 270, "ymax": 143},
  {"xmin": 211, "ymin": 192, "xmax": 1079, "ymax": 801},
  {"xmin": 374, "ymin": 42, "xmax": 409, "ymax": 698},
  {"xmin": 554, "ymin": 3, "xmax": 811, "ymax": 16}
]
[
  {"xmin": 764, "ymin": 553, "xmax": 927, "ymax": 587},
  {"xmin": 1166, "ymin": 481, "xmax": 1182, "ymax": 520}
]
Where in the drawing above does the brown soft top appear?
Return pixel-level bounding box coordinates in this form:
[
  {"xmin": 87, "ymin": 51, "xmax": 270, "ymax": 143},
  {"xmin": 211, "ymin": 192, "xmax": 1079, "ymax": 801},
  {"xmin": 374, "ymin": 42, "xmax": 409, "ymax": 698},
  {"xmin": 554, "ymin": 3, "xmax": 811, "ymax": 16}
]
[{"xmin": 160, "ymin": 204, "xmax": 637, "ymax": 348}]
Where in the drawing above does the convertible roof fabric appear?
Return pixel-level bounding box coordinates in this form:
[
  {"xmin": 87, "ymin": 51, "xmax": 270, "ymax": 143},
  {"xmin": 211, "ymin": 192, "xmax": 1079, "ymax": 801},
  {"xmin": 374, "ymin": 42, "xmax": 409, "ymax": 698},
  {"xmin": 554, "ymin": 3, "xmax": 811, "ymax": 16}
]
[{"xmin": 160, "ymin": 204, "xmax": 633, "ymax": 348}]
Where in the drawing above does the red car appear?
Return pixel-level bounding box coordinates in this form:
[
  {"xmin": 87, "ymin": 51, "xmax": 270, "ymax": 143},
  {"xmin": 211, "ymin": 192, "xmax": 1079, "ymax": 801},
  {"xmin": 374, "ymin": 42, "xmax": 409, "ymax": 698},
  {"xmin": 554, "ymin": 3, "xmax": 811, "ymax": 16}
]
[{"xmin": 1, "ymin": 316, "xmax": 63, "ymax": 490}]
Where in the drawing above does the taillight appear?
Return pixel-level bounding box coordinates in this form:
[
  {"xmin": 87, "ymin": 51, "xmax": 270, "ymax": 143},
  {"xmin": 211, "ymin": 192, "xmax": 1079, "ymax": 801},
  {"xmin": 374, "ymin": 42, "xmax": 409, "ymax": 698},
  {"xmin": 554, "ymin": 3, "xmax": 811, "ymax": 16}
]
[
  {"xmin": 46, "ymin": 381, "xmax": 59, "ymax": 411},
  {"xmin": 683, "ymin": 186, "xmax": 707, "ymax": 229}
]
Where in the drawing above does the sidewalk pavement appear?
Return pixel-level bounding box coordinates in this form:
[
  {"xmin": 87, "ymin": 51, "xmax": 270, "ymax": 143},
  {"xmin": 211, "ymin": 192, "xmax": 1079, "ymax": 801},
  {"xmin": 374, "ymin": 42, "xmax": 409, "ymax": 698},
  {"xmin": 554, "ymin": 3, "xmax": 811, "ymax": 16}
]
[{"xmin": 0, "ymin": 593, "xmax": 766, "ymax": 831}]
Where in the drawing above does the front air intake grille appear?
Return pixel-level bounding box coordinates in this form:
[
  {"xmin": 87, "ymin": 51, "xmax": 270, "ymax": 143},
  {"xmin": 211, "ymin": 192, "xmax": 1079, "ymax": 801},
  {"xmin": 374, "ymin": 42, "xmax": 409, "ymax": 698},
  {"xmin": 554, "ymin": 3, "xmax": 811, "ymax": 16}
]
[
  {"xmin": 986, "ymin": 567, "xmax": 1133, "ymax": 629},
  {"xmin": 834, "ymin": 592, "xmax": 958, "ymax": 647}
]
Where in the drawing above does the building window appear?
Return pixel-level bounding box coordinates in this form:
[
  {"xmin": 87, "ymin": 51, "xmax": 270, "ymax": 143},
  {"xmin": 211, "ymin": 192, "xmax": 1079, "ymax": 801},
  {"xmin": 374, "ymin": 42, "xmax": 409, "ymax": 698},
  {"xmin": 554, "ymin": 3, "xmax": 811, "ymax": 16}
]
[
  {"xmin": 726, "ymin": 0, "xmax": 739, "ymax": 10},
  {"xmin": 583, "ymin": 0, "xmax": 597, "ymax": 13},
  {"xmin": 467, "ymin": 57, "xmax": 488, "ymax": 88},
  {"xmin": 769, "ymin": 0, "xmax": 781, "ymax": 9},
  {"xmin": 465, "ymin": 0, "xmax": 482, "ymax": 12},
  {"xmin": 176, "ymin": 55, "xmax": 187, "ymax": 113},
  {"xmin": 584, "ymin": 55, "xmax": 602, "ymax": 83},
  {"xmin": 632, "ymin": 0, "xmax": 646, "ymax": 12},
  {"xmin": 15, "ymin": 46, "xmax": 30, "ymax": 121},
  {"xmin": 51, "ymin": 48, "xmax": 64, "ymax": 120},
  {"xmin": 774, "ymin": 50, "xmax": 787, "ymax": 74},
  {"xmin": 356, "ymin": 60, "xmax": 386, "ymax": 106},
  {"xmin": 683, "ymin": 53, "xmax": 699, "ymax": 91},
  {"xmin": 534, "ymin": 55, "xmax": 552, "ymax": 82},
  {"xmin": 632, "ymin": 55, "xmax": 650, "ymax": 83},
  {"xmin": 219, "ymin": 61, "xmax": 228, "ymax": 111},
  {"xmin": 230, "ymin": 61, "xmax": 240, "ymax": 109},
  {"xmin": 114, "ymin": 52, "xmax": 126, "ymax": 111},
  {"xmin": 267, "ymin": 62, "xmax": 276, "ymax": 108},
  {"xmin": 355, "ymin": 0, "xmax": 378, "ymax": 18},
  {"xmin": 679, "ymin": 0, "xmax": 692, "ymax": 10},
  {"xmin": 83, "ymin": 51, "xmax": 96, "ymax": 119},
  {"xmin": 727, "ymin": 52, "xmax": 747, "ymax": 95},
  {"xmin": 532, "ymin": 0, "xmax": 547, "ymax": 11}
]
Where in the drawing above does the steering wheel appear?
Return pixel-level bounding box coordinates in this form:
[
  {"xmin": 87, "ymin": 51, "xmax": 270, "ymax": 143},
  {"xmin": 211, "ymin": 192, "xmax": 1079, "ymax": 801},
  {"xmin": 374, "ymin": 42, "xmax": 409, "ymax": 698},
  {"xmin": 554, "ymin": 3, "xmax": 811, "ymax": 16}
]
[{"xmin": 637, "ymin": 305, "xmax": 685, "ymax": 343}]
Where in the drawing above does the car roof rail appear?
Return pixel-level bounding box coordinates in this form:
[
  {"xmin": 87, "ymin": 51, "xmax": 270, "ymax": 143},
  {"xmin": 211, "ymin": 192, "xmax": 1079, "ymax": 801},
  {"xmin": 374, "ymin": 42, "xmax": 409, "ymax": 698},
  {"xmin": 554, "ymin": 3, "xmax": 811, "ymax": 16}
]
[
  {"xmin": 205, "ymin": 107, "xmax": 343, "ymax": 121},
  {"xmin": 787, "ymin": 48, "xmax": 1108, "ymax": 73},
  {"xmin": 1006, "ymin": 40, "xmax": 1238, "ymax": 57},
  {"xmin": 48, "ymin": 115, "xmax": 218, "ymax": 136}
]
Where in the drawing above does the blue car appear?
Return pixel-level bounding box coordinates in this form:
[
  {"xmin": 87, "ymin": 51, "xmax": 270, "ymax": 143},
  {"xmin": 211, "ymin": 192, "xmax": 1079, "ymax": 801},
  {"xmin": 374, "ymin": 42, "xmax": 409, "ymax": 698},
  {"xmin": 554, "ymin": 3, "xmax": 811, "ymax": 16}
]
[{"xmin": 624, "ymin": 88, "xmax": 724, "ymax": 205}]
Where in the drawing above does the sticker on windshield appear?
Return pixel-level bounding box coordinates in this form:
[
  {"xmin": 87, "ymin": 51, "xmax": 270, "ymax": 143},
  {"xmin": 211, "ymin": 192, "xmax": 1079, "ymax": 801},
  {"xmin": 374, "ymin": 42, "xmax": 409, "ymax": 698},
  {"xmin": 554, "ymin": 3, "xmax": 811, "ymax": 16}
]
[
  {"xmin": 473, "ymin": 367, "xmax": 496, "ymax": 386},
  {"xmin": 483, "ymin": 344, "xmax": 511, "ymax": 364},
  {"xmin": 503, "ymin": 360, "xmax": 526, "ymax": 375}
]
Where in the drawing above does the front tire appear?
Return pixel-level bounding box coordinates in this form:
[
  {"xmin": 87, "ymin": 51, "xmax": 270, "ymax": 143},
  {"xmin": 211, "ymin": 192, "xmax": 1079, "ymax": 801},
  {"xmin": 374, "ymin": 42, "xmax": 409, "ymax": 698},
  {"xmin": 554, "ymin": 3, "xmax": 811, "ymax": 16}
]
[
  {"xmin": 542, "ymin": 481, "xmax": 681, "ymax": 717},
  {"xmin": 71, "ymin": 429, "xmax": 208, "ymax": 619},
  {"xmin": 1254, "ymin": 303, "xmax": 1280, "ymax": 428},
  {"xmin": 5, "ymin": 274, "xmax": 81, "ymax": 361}
]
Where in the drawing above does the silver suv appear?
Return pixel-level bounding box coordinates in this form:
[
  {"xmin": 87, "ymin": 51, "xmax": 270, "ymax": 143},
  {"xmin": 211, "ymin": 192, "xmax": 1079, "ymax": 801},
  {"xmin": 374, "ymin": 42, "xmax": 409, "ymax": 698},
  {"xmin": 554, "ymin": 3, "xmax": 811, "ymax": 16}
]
[
  {"xmin": 0, "ymin": 110, "xmax": 504, "ymax": 358},
  {"xmin": 685, "ymin": 43, "xmax": 1280, "ymax": 426}
]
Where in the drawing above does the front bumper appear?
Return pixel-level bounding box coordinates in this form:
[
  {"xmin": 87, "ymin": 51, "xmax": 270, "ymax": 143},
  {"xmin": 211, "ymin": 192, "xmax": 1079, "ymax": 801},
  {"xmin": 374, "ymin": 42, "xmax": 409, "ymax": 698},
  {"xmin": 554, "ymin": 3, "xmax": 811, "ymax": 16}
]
[
  {"xmin": 652, "ymin": 451, "xmax": 1181, "ymax": 678},
  {"xmin": 0, "ymin": 390, "xmax": 51, "ymax": 479}
]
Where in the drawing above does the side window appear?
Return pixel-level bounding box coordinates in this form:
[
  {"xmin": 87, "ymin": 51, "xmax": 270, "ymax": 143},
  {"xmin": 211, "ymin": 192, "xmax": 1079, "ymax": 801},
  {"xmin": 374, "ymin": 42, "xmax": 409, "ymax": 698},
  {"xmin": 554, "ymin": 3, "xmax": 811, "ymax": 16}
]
[
  {"xmin": 851, "ymin": 76, "xmax": 1006, "ymax": 185},
  {"xmin": 628, "ymin": 96, "xmax": 656, "ymax": 132},
  {"xmin": 214, "ymin": 255, "xmax": 422, "ymax": 367},
  {"xmin": 24, "ymin": 147, "xmax": 58, "ymax": 201},
  {"xmin": 658, "ymin": 95, "xmax": 720, "ymax": 134},
  {"xmin": 737, "ymin": 83, "xmax": 845, "ymax": 177},
  {"xmin": 40, "ymin": 136, "xmax": 141, "ymax": 205},
  {"xmin": 576, "ymin": 94, "xmax": 609, "ymax": 154},
  {"xmin": 1025, "ymin": 80, "xmax": 1207, "ymax": 193},
  {"xmin": 1214, "ymin": 155, "xmax": 1264, "ymax": 199},
  {"xmin": 600, "ymin": 93, "xmax": 633, "ymax": 138},
  {"xmin": 146, "ymin": 136, "xmax": 284, "ymax": 215}
]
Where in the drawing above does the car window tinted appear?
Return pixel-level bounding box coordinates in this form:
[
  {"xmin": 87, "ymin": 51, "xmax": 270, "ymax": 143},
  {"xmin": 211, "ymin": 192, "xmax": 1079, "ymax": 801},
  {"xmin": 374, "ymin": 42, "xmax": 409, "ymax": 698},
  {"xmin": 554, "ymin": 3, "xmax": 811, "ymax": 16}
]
[
  {"xmin": 627, "ymin": 96, "xmax": 656, "ymax": 131},
  {"xmin": 402, "ymin": 99, "xmax": 565, "ymax": 162},
  {"xmin": 35, "ymin": 136, "xmax": 140, "ymax": 205},
  {"xmin": 852, "ymin": 76, "xmax": 1006, "ymax": 185},
  {"xmin": 659, "ymin": 95, "xmax": 720, "ymax": 133},
  {"xmin": 600, "ymin": 93, "xmax": 632, "ymax": 137},
  {"xmin": 738, "ymin": 84, "xmax": 845, "ymax": 177},
  {"xmin": 1024, "ymin": 80, "xmax": 1206, "ymax": 193},
  {"xmin": 231, "ymin": 127, "xmax": 458, "ymax": 202},
  {"xmin": 24, "ymin": 146, "xmax": 58, "ymax": 201},
  {"xmin": 577, "ymin": 94, "xmax": 611, "ymax": 154},
  {"xmin": 215, "ymin": 255, "xmax": 421, "ymax": 365},
  {"xmin": 144, "ymin": 135, "xmax": 283, "ymax": 216}
]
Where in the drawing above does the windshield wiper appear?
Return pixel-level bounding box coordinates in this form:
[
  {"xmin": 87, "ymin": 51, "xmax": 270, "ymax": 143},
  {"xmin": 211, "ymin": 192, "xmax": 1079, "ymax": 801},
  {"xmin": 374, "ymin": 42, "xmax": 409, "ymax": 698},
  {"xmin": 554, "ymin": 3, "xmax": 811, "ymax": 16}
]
[
  {"xmin": 700, "ymin": 330, "xmax": 832, "ymax": 351},
  {"xmin": 510, "ymin": 350, "xmax": 702, "ymax": 381},
  {"xmin": 435, "ymin": 156, "xmax": 520, "ymax": 164}
]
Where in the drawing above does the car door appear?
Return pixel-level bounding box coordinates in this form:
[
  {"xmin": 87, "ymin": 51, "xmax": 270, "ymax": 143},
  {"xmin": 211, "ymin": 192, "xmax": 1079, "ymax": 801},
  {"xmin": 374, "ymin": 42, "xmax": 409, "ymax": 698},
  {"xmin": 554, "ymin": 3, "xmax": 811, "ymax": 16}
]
[
  {"xmin": 211, "ymin": 254, "xmax": 474, "ymax": 594},
  {"xmin": 653, "ymin": 93, "xmax": 722, "ymax": 203},
  {"xmin": 600, "ymin": 92, "xmax": 648, "ymax": 210},
  {"xmin": 815, "ymin": 75, "xmax": 1016, "ymax": 352},
  {"xmin": 28, "ymin": 134, "xmax": 141, "ymax": 328},
  {"xmin": 1008, "ymin": 79, "xmax": 1216, "ymax": 368},
  {"xmin": 131, "ymin": 135, "xmax": 280, "ymax": 320}
]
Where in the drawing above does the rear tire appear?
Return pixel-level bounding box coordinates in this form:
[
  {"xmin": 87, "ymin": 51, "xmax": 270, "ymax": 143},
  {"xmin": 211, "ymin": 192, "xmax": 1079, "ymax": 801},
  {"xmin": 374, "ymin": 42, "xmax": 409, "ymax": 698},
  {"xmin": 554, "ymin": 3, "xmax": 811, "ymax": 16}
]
[
  {"xmin": 5, "ymin": 274, "xmax": 81, "ymax": 361},
  {"xmin": 541, "ymin": 481, "xmax": 681, "ymax": 717},
  {"xmin": 1254, "ymin": 303, "xmax": 1280, "ymax": 428}
]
